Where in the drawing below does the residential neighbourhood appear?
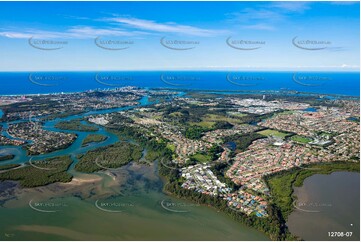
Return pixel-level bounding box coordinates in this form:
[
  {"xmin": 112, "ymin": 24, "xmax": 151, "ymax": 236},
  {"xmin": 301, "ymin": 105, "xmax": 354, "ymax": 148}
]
[
  {"xmin": 181, "ymin": 164, "xmax": 231, "ymax": 196},
  {"xmin": 1, "ymin": 88, "xmax": 358, "ymax": 219},
  {"xmin": 7, "ymin": 122, "xmax": 77, "ymax": 155}
]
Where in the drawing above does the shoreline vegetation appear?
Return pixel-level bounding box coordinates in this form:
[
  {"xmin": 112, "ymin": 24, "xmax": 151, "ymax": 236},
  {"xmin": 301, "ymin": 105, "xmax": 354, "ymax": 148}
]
[
  {"xmin": 54, "ymin": 119, "xmax": 98, "ymax": 132},
  {"xmin": 158, "ymin": 159, "xmax": 295, "ymax": 241},
  {"xmin": 81, "ymin": 134, "xmax": 108, "ymax": 147},
  {"xmin": 75, "ymin": 141, "xmax": 142, "ymax": 173},
  {"xmin": 25, "ymin": 139, "xmax": 76, "ymax": 156},
  {"xmin": 0, "ymin": 88, "xmax": 359, "ymax": 240},
  {"xmin": 0, "ymin": 163, "xmax": 20, "ymax": 171},
  {"xmin": 0, "ymin": 140, "xmax": 357, "ymax": 240},
  {"xmin": 159, "ymin": 158, "xmax": 359, "ymax": 241},
  {"xmin": 0, "ymin": 156, "xmax": 72, "ymax": 187},
  {"xmin": 264, "ymin": 161, "xmax": 360, "ymax": 220},
  {"xmin": 102, "ymin": 125, "xmax": 296, "ymax": 240},
  {"xmin": 0, "ymin": 121, "xmax": 358, "ymax": 240},
  {"xmin": 0, "ymin": 154, "xmax": 15, "ymax": 161}
]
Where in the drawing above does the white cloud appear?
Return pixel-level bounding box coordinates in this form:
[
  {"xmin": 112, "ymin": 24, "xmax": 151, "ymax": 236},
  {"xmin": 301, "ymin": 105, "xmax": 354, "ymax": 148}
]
[
  {"xmin": 67, "ymin": 26, "xmax": 135, "ymax": 37},
  {"xmin": 227, "ymin": 2, "xmax": 312, "ymax": 31},
  {"xmin": 0, "ymin": 26, "xmax": 139, "ymax": 39},
  {"xmin": 331, "ymin": 1, "xmax": 359, "ymax": 5},
  {"xmin": 270, "ymin": 2, "xmax": 311, "ymax": 13},
  {"xmin": 105, "ymin": 16, "xmax": 226, "ymax": 36},
  {"xmin": 0, "ymin": 16, "xmax": 227, "ymax": 39},
  {"xmin": 229, "ymin": 8, "xmax": 284, "ymax": 22},
  {"xmin": 58, "ymin": 14, "xmax": 91, "ymax": 20},
  {"xmin": 242, "ymin": 24, "xmax": 275, "ymax": 31}
]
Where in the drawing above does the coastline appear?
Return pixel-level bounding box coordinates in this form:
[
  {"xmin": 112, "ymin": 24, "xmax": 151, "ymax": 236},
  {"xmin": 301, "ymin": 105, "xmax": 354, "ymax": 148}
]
[{"xmin": 0, "ymin": 86, "xmax": 359, "ymax": 99}]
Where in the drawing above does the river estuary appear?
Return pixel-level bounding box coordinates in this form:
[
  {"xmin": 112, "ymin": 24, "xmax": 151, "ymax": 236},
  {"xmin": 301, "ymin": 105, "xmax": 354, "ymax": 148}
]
[{"xmin": 0, "ymin": 95, "xmax": 268, "ymax": 240}]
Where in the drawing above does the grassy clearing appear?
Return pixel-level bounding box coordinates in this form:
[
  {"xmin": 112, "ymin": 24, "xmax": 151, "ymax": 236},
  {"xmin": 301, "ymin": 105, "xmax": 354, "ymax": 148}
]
[
  {"xmin": 227, "ymin": 112, "xmax": 247, "ymax": 118},
  {"xmin": 257, "ymin": 129, "xmax": 290, "ymax": 138},
  {"xmin": 204, "ymin": 114, "xmax": 243, "ymax": 124},
  {"xmin": 169, "ymin": 112, "xmax": 184, "ymax": 117},
  {"xmin": 189, "ymin": 113, "xmax": 244, "ymax": 128},
  {"xmin": 166, "ymin": 143, "xmax": 176, "ymax": 152},
  {"xmin": 190, "ymin": 153, "xmax": 212, "ymax": 163},
  {"xmin": 291, "ymin": 135, "xmax": 312, "ymax": 144},
  {"xmin": 189, "ymin": 121, "xmax": 215, "ymax": 128}
]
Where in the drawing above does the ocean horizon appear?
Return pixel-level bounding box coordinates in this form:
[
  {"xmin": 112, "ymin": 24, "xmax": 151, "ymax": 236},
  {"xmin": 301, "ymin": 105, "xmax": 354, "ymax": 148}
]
[{"xmin": 0, "ymin": 71, "xmax": 359, "ymax": 96}]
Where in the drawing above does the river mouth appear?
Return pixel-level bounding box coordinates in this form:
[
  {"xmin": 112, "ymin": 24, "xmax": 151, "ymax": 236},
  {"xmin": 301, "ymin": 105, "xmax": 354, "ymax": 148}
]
[
  {"xmin": 0, "ymin": 161, "xmax": 268, "ymax": 241},
  {"xmin": 287, "ymin": 172, "xmax": 360, "ymax": 241},
  {"xmin": 0, "ymin": 99, "xmax": 268, "ymax": 240}
]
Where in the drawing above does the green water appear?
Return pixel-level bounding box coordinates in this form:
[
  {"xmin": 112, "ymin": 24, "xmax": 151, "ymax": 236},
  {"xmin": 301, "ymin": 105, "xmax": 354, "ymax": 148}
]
[
  {"xmin": 0, "ymin": 162, "xmax": 268, "ymax": 240},
  {"xmin": 0, "ymin": 95, "xmax": 268, "ymax": 240}
]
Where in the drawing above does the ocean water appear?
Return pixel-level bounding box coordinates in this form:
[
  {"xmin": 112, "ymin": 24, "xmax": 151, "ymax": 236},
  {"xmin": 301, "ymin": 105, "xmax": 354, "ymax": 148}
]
[{"xmin": 0, "ymin": 71, "xmax": 359, "ymax": 96}]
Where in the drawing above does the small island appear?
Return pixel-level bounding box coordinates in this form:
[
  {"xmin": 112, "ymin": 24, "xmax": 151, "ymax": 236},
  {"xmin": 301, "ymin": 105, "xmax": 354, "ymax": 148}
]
[
  {"xmin": 0, "ymin": 87, "xmax": 359, "ymax": 240},
  {"xmin": 0, "ymin": 154, "xmax": 15, "ymax": 162},
  {"xmin": 81, "ymin": 134, "xmax": 108, "ymax": 147}
]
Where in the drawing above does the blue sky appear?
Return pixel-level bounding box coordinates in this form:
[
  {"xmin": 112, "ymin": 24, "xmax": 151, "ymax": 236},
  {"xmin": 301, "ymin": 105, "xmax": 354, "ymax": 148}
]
[{"xmin": 0, "ymin": 1, "xmax": 359, "ymax": 71}]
